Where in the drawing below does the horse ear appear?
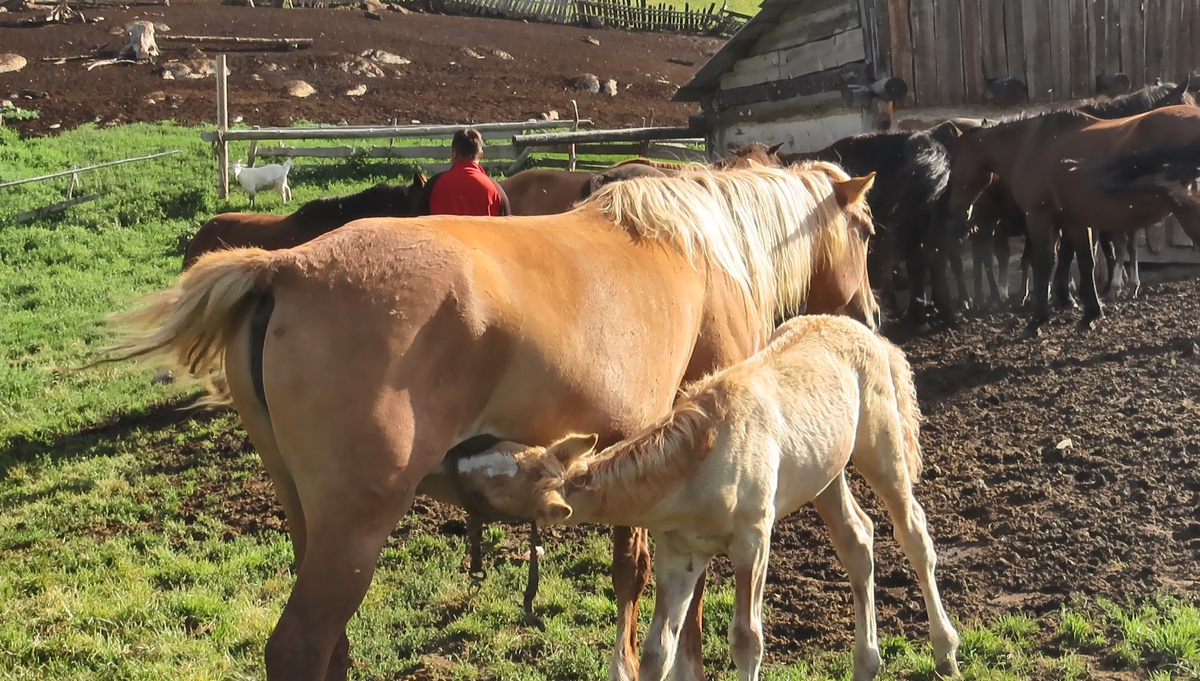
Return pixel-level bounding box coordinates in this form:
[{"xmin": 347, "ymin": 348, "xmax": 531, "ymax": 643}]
[
  {"xmin": 550, "ymin": 433, "xmax": 598, "ymax": 464},
  {"xmin": 946, "ymin": 121, "xmax": 964, "ymax": 138},
  {"xmin": 833, "ymin": 172, "xmax": 875, "ymax": 207},
  {"xmin": 767, "ymin": 142, "xmax": 785, "ymax": 155},
  {"xmin": 413, "ymin": 173, "xmax": 427, "ymax": 187}
]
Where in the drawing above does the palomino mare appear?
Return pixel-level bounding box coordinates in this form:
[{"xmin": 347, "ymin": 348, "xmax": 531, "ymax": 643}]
[
  {"xmin": 501, "ymin": 145, "xmax": 784, "ymax": 215},
  {"xmin": 97, "ymin": 164, "xmax": 879, "ymax": 681},
  {"xmin": 183, "ymin": 175, "xmax": 429, "ymax": 268},
  {"xmin": 428, "ymin": 315, "xmax": 961, "ymax": 681},
  {"xmin": 948, "ymin": 105, "xmax": 1200, "ymax": 336}
]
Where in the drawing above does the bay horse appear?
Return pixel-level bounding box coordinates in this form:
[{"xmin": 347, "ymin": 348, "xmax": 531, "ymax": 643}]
[
  {"xmin": 502, "ymin": 144, "xmax": 784, "ymax": 215},
  {"xmin": 429, "ymin": 315, "xmax": 961, "ymax": 681},
  {"xmin": 183, "ymin": 175, "xmax": 429, "ymax": 269},
  {"xmin": 948, "ymin": 105, "xmax": 1200, "ymax": 336},
  {"xmin": 95, "ymin": 163, "xmax": 879, "ymax": 681},
  {"xmin": 955, "ymin": 79, "xmax": 1195, "ymax": 310}
]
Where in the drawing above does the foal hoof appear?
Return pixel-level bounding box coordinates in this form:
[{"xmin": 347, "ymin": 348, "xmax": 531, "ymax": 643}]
[
  {"xmin": 935, "ymin": 658, "xmax": 961, "ymax": 678},
  {"xmin": 1019, "ymin": 323, "xmax": 1042, "ymax": 340}
]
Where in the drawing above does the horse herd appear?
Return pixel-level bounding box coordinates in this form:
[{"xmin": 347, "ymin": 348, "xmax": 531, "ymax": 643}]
[{"xmin": 92, "ymin": 83, "xmax": 1200, "ymax": 681}]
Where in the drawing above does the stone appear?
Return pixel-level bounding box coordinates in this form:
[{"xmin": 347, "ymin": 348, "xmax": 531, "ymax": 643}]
[
  {"xmin": 284, "ymin": 79, "xmax": 316, "ymax": 98},
  {"xmin": 345, "ymin": 84, "xmax": 367, "ymax": 96},
  {"xmin": 362, "ymin": 49, "xmax": 410, "ymax": 65},
  {"xmin": 602, "ymin": 78, "xmax": 617, "ymax": 96},
  {"xmin": 0, "ymin": 53, "xmax": 27, "ymax": 74},
  {"xmin": 491, "ymin": 49, "xmax": 514, "ymax": 60},
  {"xmin": 571, "ymin": 73, "xmax": 600, "ymax": 93}
]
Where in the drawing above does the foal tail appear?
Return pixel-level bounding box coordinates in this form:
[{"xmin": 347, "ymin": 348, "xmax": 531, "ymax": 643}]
[
  {"xmin": 89, "ymin": 248, "xmax": 281, "ymax": 403},
  {"xmin": 884, "ymin": 340, "xmax": 923, "ymax": 481},
  {"xmin": 1096, "ymin": 139, "xmax": 1200, "ymax": 204}
]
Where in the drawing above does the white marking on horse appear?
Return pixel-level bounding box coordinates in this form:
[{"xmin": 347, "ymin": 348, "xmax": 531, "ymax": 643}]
[{"xmin": 457, "ymin": 452, "xmax": 518, "ymax": 478}]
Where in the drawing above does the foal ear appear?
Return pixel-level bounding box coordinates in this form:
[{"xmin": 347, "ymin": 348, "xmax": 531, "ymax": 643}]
[
  {"xmin": 767, "ymin": 142, "xmax": 785, "ymax": 156},
  {"xmin": 412, "ymin": 173, "xmax": 428, "ymax": 187},
  {"xmin": 550, "ymin": 433, "xmax": 599, "ymax": 464},
  {"xmin": 833, "ymin": 172, "xmax": 876, "ymax": 207}
]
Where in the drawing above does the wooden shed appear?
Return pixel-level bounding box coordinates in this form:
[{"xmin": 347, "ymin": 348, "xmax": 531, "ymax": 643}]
[{"xmin": 678, "ymin": 0, "xmax": 1200, "ymax": 154}]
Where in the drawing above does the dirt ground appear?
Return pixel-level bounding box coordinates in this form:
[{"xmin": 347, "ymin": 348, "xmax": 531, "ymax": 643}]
[
  {"xmin": 154, "ymin": 270, "xmax": 1200, "ymax": 665},
  {"xmin": 0, "ymin": 3, "xmax": 720, "ymax": 136}
]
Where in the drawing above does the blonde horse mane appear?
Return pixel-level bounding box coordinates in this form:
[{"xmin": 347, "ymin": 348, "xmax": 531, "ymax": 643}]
[
  {"xmin": 579, "ymin": 162, "xmax": 860, "ymax": 332},
  {"xmin": 612, "ymin": 157, "xmax": 704, "ymax": 170}
]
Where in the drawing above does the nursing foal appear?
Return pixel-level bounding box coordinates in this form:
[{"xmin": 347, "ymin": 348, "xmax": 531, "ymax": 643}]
[{"xmin": 439, "ymin": 315, "xmax": 961, "ymax": 681}]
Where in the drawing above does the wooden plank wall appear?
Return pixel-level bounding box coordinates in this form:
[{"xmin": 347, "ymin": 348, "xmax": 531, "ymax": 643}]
[
  {"xmin": 880, "ymin": 0, "xmax": 1199, "ymax": 108},
  {"xmin": 719, "ymin": 0, "xmax": 865, "ymax": 91}
]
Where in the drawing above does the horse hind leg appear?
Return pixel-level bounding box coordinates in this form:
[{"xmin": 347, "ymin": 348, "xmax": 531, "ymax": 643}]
[
  {"xmin": 994, "ymin": 230, "xmax": 1012, "ymax": 303},
  {"xmin": 853, "ymin": 395, "xmax": 959, "ymax": 675},
  {"xmin": 1071, "ymin": 227, "xmax": 1104, "ymax": 332},
  {"xmin": 1128, "ymin": 232, "xmax": 1141, "ymax": 298},
  {"xmin": 813, "ymin": 472, "xmax": 881, "ymax": 681}
]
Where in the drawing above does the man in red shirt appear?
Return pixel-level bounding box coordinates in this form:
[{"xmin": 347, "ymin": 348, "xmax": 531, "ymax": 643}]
[{"xmin": 423, "ymin": 128, "xmax": 512, "ymax": 216}]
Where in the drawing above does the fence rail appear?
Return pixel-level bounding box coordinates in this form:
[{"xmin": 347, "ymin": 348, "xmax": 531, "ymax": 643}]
[{"xmin": 389, "ymin": 0, "xmax": 746, "ymax": 35}]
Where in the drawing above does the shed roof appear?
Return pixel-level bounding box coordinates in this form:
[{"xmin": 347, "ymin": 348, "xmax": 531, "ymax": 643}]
[{"xmin": 673, "ymin": 0, "xmax": 797, "ymax": 102}]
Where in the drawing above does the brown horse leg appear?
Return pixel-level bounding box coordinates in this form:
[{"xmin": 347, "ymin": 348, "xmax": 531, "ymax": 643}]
[
  {"xmin": 1069, "ymin": 226, "xmax": 1104, "ymax": 331},
  {"xmin": 611, "ymin": 526, "xmax": 652, "ymax": 681},
  {"xmin": 1022, "ymin": 213, "xmax": 1058, "ymax": 338},
  {"xmin": 226, "ymin": 313, "xmax": 353, "ymax": 681}
]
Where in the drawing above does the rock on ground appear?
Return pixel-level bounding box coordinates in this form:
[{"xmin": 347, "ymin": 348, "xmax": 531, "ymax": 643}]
[
  {"xmin": 345, "ymin": 84, "xmax": 367, "ymax": 96},
  {"xmin": 0, "ymin": 53, "xmax": 27, "ymax": 74},
  {"xmin": 284, "ymin": 79, "xmax": 316, "ymax": 97},
  {"xmin": 361, "ymin": 49, "xmax": 410, "ymax": 65},
  {"xmin": 571, "ymin": 73, "xmax": 600, "ymax": 93}
]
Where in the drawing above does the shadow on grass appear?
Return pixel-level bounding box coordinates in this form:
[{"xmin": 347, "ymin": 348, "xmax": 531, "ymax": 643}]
[{"xmin": 0, "ymin": 396, "xmax": 231, "ymax": 479}]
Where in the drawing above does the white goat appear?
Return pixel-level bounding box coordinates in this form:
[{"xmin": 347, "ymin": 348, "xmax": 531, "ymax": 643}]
[{"xmin": 230, "ymin": 159, "xmax": 293, "ymax": 208}]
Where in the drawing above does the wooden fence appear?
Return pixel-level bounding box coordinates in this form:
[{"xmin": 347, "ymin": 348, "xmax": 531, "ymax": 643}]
[
  {"xmin": 576, "ymin": 0, "xmax": 746, "ymax": 35},
  {"xmin": 0, "ymin": 150, "xmax": 180, "ymax": 222}
]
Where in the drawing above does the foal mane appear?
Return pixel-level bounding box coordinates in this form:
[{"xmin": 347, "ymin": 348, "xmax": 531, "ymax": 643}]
[
  {"xmin": 1076, "ymin": 80, "xmax": 1195, "ymax": 119},
  {"xmin": 290, "ymin": 182, "xmax": 417, "ymax": 224},
  {"xmin": 579, "ymin": 163, "xmax": 859, "ymax": 331}
]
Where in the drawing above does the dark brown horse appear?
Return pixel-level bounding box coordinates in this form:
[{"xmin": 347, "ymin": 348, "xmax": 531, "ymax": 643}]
[
  {"xmin": 948, "ymin": 105, "xmax": 1200, "ymax": 336},
  {"xmin": 184, "ymin": 175, "xmax": 429, "ymax": 269}
]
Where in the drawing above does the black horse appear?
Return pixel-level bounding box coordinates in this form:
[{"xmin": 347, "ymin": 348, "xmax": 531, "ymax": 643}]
[{"xmin": 780, "ymin": 123, "xmax": 959, "ymax": 326}]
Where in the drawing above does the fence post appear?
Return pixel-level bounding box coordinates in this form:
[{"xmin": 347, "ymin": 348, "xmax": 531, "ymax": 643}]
[
  {"xmin": 568, "ymin": 100, "xmax": 580, "ymax": 171},
  {"xmin": 216, "ymin": 54, "xmax": 230, "ymax": 198}
]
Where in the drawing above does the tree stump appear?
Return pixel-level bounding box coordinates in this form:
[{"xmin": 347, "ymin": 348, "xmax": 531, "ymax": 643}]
[{"xmin": 119, "ymin": 20, "xmax": 159, "ymax": 61}]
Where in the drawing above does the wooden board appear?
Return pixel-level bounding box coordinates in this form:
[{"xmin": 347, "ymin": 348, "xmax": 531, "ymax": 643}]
[
  {"xmin": 1120, "ymin": 0, "xmax": 1144, "ymax": 87},
  {"xmin": 1066, "ymin": 0, "xmax": 1091, "ymax": 98},
  {"xmin": 959, "ymin": 0, "xmax": 983, "ymax": 101},
  {"xmin": 752, "ymin": 0, "xmax": 859, "ymax": 55},
  {"xmin": 1181, "ymin": 0, "xmax": 1197, "ymax": 82},
  {"xmin": 1003, "ymin": 0, "xmax": 1027, "ymax": 89},
  {"xmin": 1020, "ymin": 0, "xmax": 1053, "ymax": 101},
  {"xmin": 869, "ymin": 0, "xmax": 892, "ymax": 79},
  {"xmin": 886, "ymin": 0, "xmax": 914, "ymax": 105},
  {"xmin": 1162, "ymin": 0, "xmax": 1182, "ymax": 82},
  {"xmin": 908, "ymin": 0, "xmax": 936, "ymax": 106},
  {"xmin": 1047, "ymin": 0, "xmax": 1071, "ymax": 99},
  {"xmin": 933, "ymin": 0, "xmax": 965, "ymax": 104},
  {"xmin": 1144, "ymin": 0, "xmax": 1164, "ymax": 84},
  {"xmin": 780, "ymin": 28, "xmax": 866, "ymax": 80},
  {"xmin": 979, "ymin": 0, "xmax": 1007, "ymax": 80}
]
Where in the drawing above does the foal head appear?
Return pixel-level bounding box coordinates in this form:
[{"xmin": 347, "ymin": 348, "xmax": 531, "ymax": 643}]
[{"xmin": 452, "ymin": 434, "xmax": 599, "ymax": 525}]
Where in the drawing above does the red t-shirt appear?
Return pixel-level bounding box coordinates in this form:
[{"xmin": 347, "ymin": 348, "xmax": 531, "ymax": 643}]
[{"xmin": 427, "ymin": 161, "xmax": 510, "ymax": 216}]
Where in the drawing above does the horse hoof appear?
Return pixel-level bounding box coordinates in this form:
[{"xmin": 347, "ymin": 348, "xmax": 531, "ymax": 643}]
[
  {"xmin": 935, "ymin": 658, "xmax": 961, "ymax": 678},
  {"xmin": 1019, "ymin": 324, "xmax": 1042, "ymax": 340}
]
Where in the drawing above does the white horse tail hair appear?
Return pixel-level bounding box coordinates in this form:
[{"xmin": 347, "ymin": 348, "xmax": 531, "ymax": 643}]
[
  {"xmin": 884, "ymin": 339, "xmax": 924, "ymax": 481},
  {"xmin": 86, "ymin": 247, "xmax": 282, "ymax": 404}
]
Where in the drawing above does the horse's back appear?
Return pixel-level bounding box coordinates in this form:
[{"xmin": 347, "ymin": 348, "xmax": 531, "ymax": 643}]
[
  {"xmin": 184, "ymin": 212, "xmax": 289, "ymax": 269},
  {"xmin": 500, "ymin": 169, "xmax": 592, "ymax": 215}
]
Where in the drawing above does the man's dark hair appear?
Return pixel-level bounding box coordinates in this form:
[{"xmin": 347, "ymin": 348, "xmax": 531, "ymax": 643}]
[{"xmin": 451, "ymin": 128, "xmax": 484, "ymax": 160}]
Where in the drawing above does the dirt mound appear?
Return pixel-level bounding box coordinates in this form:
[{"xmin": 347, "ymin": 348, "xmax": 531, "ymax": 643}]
[
  {"xmin": 0, "ymin": 5, "xmax": 720, "ymax": 136},
  {"xmin": 163, "ymin": 274, "xmax": 1200, "ymax": 660}
]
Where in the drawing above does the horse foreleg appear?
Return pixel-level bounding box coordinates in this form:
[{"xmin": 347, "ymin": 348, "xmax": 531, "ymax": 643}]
[
  {"xmin": 948, "ymin": 246, "xmax": 969, "ymax": 311},
  {"xmin": 1023, "ymin": 214, "xmax": 1058, "ymax": 337},
  {"xmin": 672, "ymin": 576, "xmax": 709, "ymax": 681},
  {"xmin": 813, "ymin": 473, "xmax": 881, "ymax": 681},
  {"xmin": 639, "ymin": 547, "xmax": 711, "ymax": 681},
  {"xmin": 1128, "ymin": 232, "xmax": 1141, "ymax": 298},
  {"xmin": 1070, "ymin": 226, "xmax": 1104, "ymax": 331},
  {"xmin": 728, "ymin": 522, "xmax": 773, "ymax": 681},
  {"xmin": 1052, "ymin": 231, "xmax": 1077, "ymax": 310},
  {"xmin": 994, "ymin": 230, "xmax": 1012, "ymax": 303},
  {"xmin": 610, "ymin": 527, "xmax": 652, "ymax": 681}
]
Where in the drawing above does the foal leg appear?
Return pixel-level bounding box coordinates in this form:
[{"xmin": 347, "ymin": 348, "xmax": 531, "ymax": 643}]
[
  {"xmin": 813, "ymin": 473, "xmax": 881, "ymax": 681},
  {"xmin": 1052, "ymin": 232, "xmax": 1077, "ymax": 310},
  {"xmin": 854, "ymin": 454, "xmax": 960, "ymax": 678},
  {"xmin": 1128, "ymin": 232, "xmax": 1141, "ymax": 298},
  {"xmin": 610, "ymin": 527, "xmax": 652, "ymax": 681},
  {"xmin": 673, "ymin": 578, "xmax": 709, "ymax": 681},
  {"xmin": 639, "ymin": 546, "xmax": 712, "ymax": 681},
  {"xmin": 727, "ymin": 521, "xmax": 774, "ymax": 681},
  {"xmin": 994, "ymin": 229, "xmax": 1012, "ymax": 304},
  {"xmin": 1023, "ymin": 213, "xmax": 1059, "ymax": 337}
]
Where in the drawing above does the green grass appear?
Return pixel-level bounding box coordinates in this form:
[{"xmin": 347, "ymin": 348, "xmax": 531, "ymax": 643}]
[{"xmin": 2, "ymin": 121, "xmax": 1199, "ymax": 679}]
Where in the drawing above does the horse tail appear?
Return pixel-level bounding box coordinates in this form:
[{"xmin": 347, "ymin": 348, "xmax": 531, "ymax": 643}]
[
  {"xmin": 1096, "ymin": 139, "xmax": 1200, "ymax": 204},
  {"xmin": 88, "ymin": 248, "xmax": 281, "ymax": 404},
  {"xmin": 883, "ymin": 339, "xmax": 923, "ymax": 481}
]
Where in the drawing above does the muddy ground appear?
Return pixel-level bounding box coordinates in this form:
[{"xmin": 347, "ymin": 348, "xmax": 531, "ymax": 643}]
[
  {"xmin": 142, "ymin": 271, "xmax": 1200, "ymax": 667},
  {"xmin": 0, "ymin": 2, "xmax": 720, "ymax": 136}
]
